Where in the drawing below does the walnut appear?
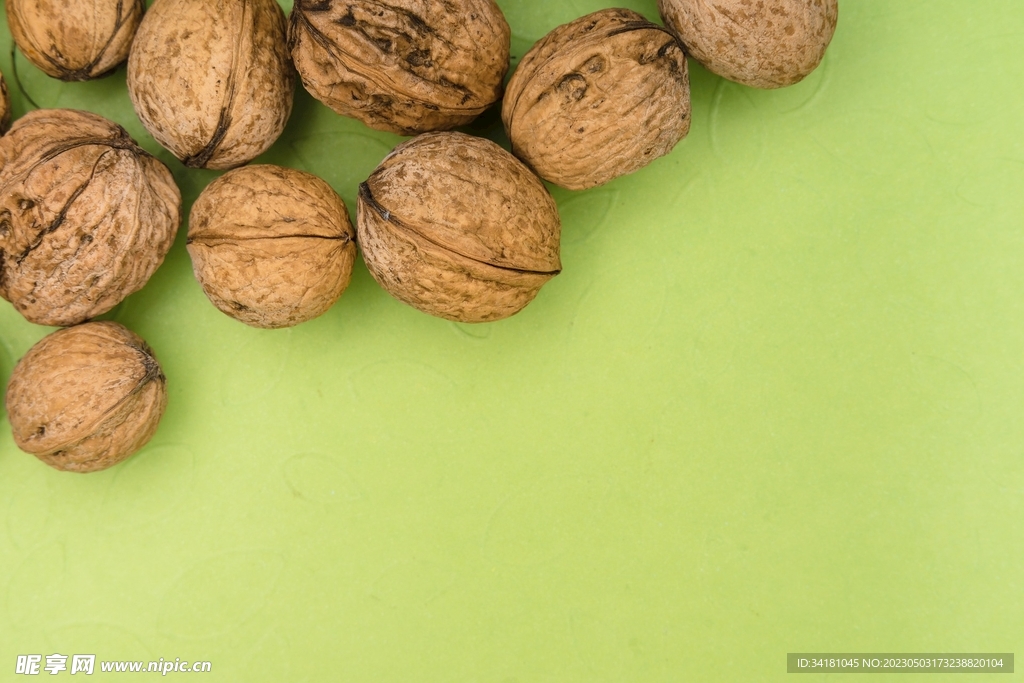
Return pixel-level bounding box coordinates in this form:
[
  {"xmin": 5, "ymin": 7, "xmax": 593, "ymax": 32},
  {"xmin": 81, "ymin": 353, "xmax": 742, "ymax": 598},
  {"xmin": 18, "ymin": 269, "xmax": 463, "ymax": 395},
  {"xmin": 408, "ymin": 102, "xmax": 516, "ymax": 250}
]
[
  {"xmin": 5, "ymin": 0, "xmax": 144, "ymax": 81},
  {"xmin": 502, "ymin": 8, "xmax": 691, "ymax": 191},
  {"xmin": 357, "ymin": 132, "xmax": 561, "ymax": 323},
  {"xmin": 658, "ymin": 0, "xmax": 838, "ymax": 89},
  {"xmin": 289, "ymin": 0, "xmax": 510, "ymax": 135},
  {"xmin": 1, "ymin": 72, "xmax": 10, "ymax": 134},
  {"xmin": 0, "ymin": 109, "xmax": 181, "ymax": 327},
  {"xmin": 127, "ymin": 0, "xmax": 294, "ymax": 169},
  {"xmin": 4, "ymin": 321, "xmax": 167, "ymax": 473},
  {"xmin": 187, "ymin": 165, "xmax": 357, "ymax": 329}
]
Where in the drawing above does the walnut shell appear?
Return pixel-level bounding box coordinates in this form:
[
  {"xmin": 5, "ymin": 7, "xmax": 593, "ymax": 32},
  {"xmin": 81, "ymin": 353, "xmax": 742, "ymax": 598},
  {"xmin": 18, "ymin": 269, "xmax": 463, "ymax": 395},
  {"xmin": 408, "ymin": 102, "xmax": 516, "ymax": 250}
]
[
  {"xmin": 127, "ymin": 0, "xmax": 295, "ymax": 169},
  {"xmin": 0, "ymin": 109, "xmax": 181, "ymax": 327},
  {"xmin": 187, "ymin": 165, "xmax": 357, "ymax": 329},
  {"xmin": 1, "ymin": 72, "xmax": 10, "ymax": 134},
  {"xmin": 357, "ymin": 132, "xmax": 561, "ymax": 323},
  {"xmin": 4, "ymin": 321, "xmax": 167, "ymax": 473},
  {"xmin": 5, "ymin": 0, "xmax": 144, "ymax": 81},
  {"xmin": 503, "ymin": 8, "xmax": 691, "ymax": 191},
  {"xmin": 289, "ymin": 0, "xmax": 510, "ymax": 135},
  {"xmin": 659, "ymin": 0, "xmax": 838, "ymax": 89}
]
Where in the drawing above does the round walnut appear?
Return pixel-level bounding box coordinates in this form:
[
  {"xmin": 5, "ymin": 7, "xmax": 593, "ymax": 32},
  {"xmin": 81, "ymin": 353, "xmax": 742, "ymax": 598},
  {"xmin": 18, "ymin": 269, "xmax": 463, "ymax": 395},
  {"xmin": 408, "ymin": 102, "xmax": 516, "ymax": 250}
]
[
  {"xmin": 187, "ymin": 165, "xmax": 357, "ymax": 329},
  {"xmin": 658, "ymin": 0, "xmax": 838, "ymax": 89},
  {"xmin": 4, "ymin": 321, "xmax": 167, "ymax": 473},
  {"xmin": 0, "ymin": 109, "xmax": 181, "ymax": 327},
  {"xmin": 289, "ymin": 0, "xmax": 510, "ymax": 135},
  {"xmin": 357, "ymin": 132, "xmax": 561, "ymax": 323},
  {"xmin": 503, "ymin": 8, "xmax": 691, "ymax": 191},
  {"xmin": 5, "ymin": 0, "xmax": 144, "ymax": 81},
  {"xmin": 127, "ymin": 0, "xmax": 294, "ymax": 169}
]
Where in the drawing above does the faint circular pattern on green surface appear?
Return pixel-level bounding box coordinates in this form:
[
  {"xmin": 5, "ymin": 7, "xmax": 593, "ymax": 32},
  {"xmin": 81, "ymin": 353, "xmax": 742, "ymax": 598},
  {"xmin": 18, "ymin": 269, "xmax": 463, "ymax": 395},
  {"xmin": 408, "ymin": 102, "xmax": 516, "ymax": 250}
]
[
  {"xmin": 7, "ymin": 541, "xmax": 66, "ymax": 626},
  {"xmin": 369, "ymin": 559, "xmax": 458, "ymax": 608},
  {"xmin": 709, "ymin": 80, "xmax": 765, "ymax": 167},
  {"xmin": 483, "ymin": 474, "xmax": 613, "ymax": 566},
  {"xmin": 101, "ymin": 444, "xmax": 197, "ymax": 532},
  {"xmin": 219, "ymin": 330, "xmax": 293, "ymax": 407},
  {"xmin": 158, "ymin": 550, "xmax": 285, "ymax": 640},
  {"xmin": 557, "ymin": 188, "xmax": 619, "ymax": 246},
  {"xmin": 283, "ymin": 452, "xmax": 362, "ymax": 504}
]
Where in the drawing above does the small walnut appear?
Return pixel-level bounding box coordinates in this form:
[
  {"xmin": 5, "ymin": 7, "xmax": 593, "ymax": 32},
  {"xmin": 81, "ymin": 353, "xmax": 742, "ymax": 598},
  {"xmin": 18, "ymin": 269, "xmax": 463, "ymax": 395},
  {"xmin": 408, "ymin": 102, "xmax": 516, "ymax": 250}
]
[
  {"xmin": 503, "ymin": 8, "xmax": 691, "ymax": 191},
  {"xmin": 357, "ymin": 132, "xmax": 561, "ymax": 323},
  {"xmin": 5, "ymin": 0, "xmax": 144, "ymax": 81},
  {"xmin": 289, "ymin": 0, "xmax": 510, "ymax": 135},
  {"xmin": 127, "ymin": 0, "xmax": 294, "ymax": 169},
  {"xmin": 4, "ymin": 321, "xmax": 167, "ymax": 473},
  {"xmin": 187, "ymin": 165, "xmax": 357, "ymax": 329},
  {"xmin": 1, "ymin": 71, "xmax": 10, "ymax": 134},
  {"xmin": 0, "ymin": 109, "xmax": 181, "ymax": 327},
  {"xmin": 659, "ymin": 0, "xmax": 838, "ymax": 89}
]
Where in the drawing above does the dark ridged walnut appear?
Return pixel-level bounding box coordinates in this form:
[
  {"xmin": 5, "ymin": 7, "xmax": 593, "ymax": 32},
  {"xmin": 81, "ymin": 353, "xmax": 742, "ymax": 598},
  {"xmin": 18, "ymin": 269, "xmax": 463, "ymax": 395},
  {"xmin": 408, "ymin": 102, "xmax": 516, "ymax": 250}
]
[
  {"xmin": 503, "ymin": 8, "xmax": 691, "ymax": 191},
  {"xmin": 0, "ymin": 109, "xmax": 180, "ymax": 327},
  {"xmin": 127, "ymin": 0, "xmax": 295, "ymax": 169},
  {"xmin": 289, "ymin": 0, "xmax": 510, "ymax": 135}
]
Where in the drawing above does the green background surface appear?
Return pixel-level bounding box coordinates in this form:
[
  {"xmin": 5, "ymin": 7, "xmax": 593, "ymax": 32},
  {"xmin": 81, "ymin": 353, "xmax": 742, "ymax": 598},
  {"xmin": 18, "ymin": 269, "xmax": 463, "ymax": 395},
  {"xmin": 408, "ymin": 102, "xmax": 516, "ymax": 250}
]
[{"xmin": 1, "ymin": 1, "xmax": 1022, "ymax": 680}]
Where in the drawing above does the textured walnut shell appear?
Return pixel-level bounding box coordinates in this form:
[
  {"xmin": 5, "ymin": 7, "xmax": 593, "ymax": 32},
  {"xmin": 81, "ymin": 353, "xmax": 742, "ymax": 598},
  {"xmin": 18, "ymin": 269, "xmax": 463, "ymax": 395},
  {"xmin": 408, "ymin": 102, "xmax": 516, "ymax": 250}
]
[
  {"xmin": 0, "ymin": 109, "xmax": 181, "ymax": 327},
  {"xmin": 289, "ymin": 0, "xmax": 510, "ymax": 135},
  {"xmin": 4, "ymin": 321, "xmax": 167, "ymax": 473},
  {"xmin": 503, "ymin": 8, "xmax": 691, "ymax": 191},
  {"xmin": 659, "ymin": 0, "xmax": 838, "ymax": 89},
  {"xmin": 5, "ymin": 0, "xmax": 143, "ymax": 81},
  {"xmin": 0, "ymin": 72, "xmax": 10, "ymax": 134},
  {"xmin": 187, "ymin": 165, "xmax": 356, "ymax": 329},
  {"xmin": 127, "ymin": 0, "xmax": 295, "ymax": 169},
  {"xmin": 357, "ymin": 132, "xmax": 561, "ymax": 323}
]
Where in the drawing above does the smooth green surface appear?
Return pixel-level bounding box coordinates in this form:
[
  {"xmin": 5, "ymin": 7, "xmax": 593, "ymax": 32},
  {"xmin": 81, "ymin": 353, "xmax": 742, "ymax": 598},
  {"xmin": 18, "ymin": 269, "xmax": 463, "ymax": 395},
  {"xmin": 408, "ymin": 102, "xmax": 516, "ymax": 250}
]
[{"xmin": 1, "ymin": 1, "xmax": 1022, "ymax": 681}]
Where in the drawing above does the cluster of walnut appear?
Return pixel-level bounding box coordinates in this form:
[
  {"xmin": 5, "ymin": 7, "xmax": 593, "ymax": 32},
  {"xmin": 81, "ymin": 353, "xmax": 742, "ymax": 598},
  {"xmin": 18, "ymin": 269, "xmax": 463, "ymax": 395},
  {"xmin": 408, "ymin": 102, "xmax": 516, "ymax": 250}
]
[{"xmin": 1, "ymin": 0, "xmax": 837, "ymax": 473}]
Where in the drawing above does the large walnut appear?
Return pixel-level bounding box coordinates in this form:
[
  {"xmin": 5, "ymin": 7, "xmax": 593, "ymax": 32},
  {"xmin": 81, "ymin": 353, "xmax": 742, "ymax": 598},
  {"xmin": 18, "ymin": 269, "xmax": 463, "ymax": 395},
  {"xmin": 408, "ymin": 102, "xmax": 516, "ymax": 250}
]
[
  {"xmin": 5, "ymin": 0, "xmax": 144, "ymax": 81},
  {"xmin": 187, "ymin": 165, "xmax": 357, "ymax": 329},
  {"xmin": 0, "ymin": 109, "xmax": 181, "ymax": 327},
  {"xmin": 357, "ymin": 132, "xmax": 561, "ymax": 323},
  {"xmin": 4, "ymin": 321, "xmax": 167, "ymax": 473},
  {"xmin": 659, "ymin": 0, "xmax": 838, "ymax": 88},
  {"xmin": 127, "ymin": 0, "xmax": 295, "ymax": 169},
  {"xmin": 503, "ymin": 8, "xmax": 691, "ymax": 191},
  {"xmin": 289, "ymin": 0, "xmax": 510, "ymax": 135}
]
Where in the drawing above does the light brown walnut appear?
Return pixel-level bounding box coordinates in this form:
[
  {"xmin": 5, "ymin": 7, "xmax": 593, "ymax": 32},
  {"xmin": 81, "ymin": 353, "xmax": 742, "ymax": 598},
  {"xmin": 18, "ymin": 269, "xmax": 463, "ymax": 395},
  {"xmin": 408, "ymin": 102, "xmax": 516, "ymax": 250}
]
[
  {"xmin": 5, "ymin": 0, "xmax": 144, "ymax": 81},
  {"xmin": 659, "ymin": 0, "xmax": 838, "ymax": 88},
  {"xmin": 187, "ymin": 165, "xmax": 356, "ymax": 329},
  {"xmin": 357, "ymin": 132, "xmax": 561, "ymax": 323},
  {"xmin": 127, "ymin": 0, "xmax": 295, "ymax": 169},
  {"xmin": 503, "ymin": 8, "xmax": 691, "ymax": 191},
  {"xmin": 4, "ymin": 321, "xmax": 167, "ymax": 473},
  {"xmin": 0, "ymin": 109, "xmax": 181, "ymax": 327},
  {"xmin": 289, "ymin": 0, "xmax": 510, "ymax": 135}
]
